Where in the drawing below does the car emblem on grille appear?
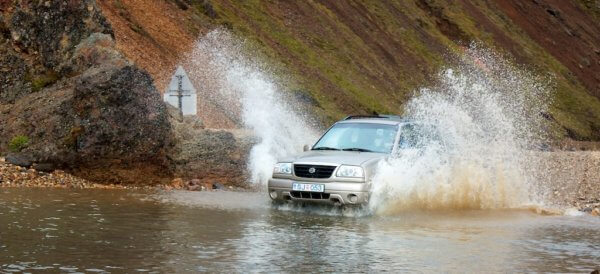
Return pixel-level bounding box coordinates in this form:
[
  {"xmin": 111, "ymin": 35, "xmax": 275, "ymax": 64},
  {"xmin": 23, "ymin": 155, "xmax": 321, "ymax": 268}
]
[{"xmin": 308, "ymin": 167, "xmax": 316, "ymax": 174}]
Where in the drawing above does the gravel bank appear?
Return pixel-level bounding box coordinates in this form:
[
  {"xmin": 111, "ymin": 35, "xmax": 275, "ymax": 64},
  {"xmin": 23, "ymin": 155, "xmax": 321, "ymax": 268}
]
[
  {"xmin": 0, "ymin": 158, "xmax": 147, "ymax": 190},
  {"xmin": 0, "ymin": 157, "xmax": 244, "ymax": 192},
  {"xmin": 534, "ymin": 151, "xmax": 600, "ymax": 215}
]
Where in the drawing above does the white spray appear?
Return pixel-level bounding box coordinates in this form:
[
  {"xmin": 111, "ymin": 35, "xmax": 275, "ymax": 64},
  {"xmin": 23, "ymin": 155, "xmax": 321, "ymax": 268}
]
[
  {"xmin": 184, "ymin": 31, "xmax": 553, "ymax": 212},
  {"xmin": 185, "ymin": 30, "xmax": 319, "ymax": 185},
  {"xmin": 369, "ymin": 45, "xmax": 552, "ymax": 214}
]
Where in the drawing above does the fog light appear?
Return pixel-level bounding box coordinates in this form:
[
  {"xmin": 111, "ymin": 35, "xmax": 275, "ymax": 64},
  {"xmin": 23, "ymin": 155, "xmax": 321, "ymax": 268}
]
[
  {"xmin": 348, "ymin": 194, "xmax": 358, "ymax": 203},
  {"xmin": 269, "ymin": 191, "xmax": 278, "ymax": 199}
]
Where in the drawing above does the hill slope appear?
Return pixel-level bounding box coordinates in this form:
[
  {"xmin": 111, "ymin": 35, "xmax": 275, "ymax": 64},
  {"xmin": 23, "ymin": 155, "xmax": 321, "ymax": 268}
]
[{"xmin": 98, "ymin": 0, "xmax": 600, "ymax": 140}]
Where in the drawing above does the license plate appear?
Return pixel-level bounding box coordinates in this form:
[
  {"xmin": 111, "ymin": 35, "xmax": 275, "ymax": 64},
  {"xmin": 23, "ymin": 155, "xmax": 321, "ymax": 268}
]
[{"xmin": 292, "ymin": 183, "xmax": 325, "ymax": 192}]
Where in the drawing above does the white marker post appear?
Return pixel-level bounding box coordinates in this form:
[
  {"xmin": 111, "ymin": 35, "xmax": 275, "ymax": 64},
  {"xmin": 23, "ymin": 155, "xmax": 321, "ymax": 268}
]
[{"xmin": 163, "ymin": 66, "xmax": 197, "ymax": 119}]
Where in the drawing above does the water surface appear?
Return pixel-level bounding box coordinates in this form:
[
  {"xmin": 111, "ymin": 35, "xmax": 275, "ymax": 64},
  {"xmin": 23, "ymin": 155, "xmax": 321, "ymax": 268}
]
[{"xmin": 0, "ymin": 188, "xmax": 598, "ymax": 272}]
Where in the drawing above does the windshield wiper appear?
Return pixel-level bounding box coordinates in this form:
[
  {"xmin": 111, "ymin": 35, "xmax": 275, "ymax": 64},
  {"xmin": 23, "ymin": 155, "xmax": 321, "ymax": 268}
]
[
  {"xmin": 342, "ymin": 148, "xmax": 374, "ymax": 152},
  {"xmin": 312, "ymin": 146, "xmax": 340, "ymax": 151}
]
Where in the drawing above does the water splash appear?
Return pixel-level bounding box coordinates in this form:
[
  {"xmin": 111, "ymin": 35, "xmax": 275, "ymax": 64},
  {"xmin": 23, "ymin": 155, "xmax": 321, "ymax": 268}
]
[
  {"xmin": 369, "ymin": 45, "xmax": 553, "ymax": 214},
  {"xmin": 184, "ymin": 30, "xmax": 319, "ymax": 185},
  {"xmin": 182, "ymin": 31, "xmax": 554, "ymax": 212}
]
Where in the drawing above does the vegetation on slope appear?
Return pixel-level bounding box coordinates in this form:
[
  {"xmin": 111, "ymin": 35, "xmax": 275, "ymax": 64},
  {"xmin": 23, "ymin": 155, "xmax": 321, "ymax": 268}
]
[{"xmin": 102, "ymin": 0, "xmax": 600, "ymax": 141}]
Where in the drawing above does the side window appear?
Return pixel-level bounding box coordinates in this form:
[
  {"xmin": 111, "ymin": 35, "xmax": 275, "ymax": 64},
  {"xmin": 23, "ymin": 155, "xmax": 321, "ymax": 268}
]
[
  {"xmin": 397, "ymin": 124, "xmax": 419, "ymax": 149},
  {"xmin": 397, "ymin": 123, "xmax": 444, "ymax": 149}
]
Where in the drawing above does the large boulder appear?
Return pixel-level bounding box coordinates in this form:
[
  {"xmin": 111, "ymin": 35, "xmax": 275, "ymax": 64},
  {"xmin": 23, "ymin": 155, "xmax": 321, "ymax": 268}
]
[
  {"xmin": 167, "ymin": 105, "xmax": 255, "ymax": 186},
  {"xmin": 0, "ymin": 1, "xmax": 173, "ymax": 184}
]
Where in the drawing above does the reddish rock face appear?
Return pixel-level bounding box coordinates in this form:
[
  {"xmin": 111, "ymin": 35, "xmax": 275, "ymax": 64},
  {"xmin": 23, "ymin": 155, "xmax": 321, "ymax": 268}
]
[{"xmin": 491, "ymin": 0, "xmax": 600, "ymax": 98}]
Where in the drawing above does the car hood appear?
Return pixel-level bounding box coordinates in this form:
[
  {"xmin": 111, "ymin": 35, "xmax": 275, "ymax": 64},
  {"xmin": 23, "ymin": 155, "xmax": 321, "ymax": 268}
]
[{"xmin": 279, "ymin": 150, "xmax": 387, "ymax": 166}]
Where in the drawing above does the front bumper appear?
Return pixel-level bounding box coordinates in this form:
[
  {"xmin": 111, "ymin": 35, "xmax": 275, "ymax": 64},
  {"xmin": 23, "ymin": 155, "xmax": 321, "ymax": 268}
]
[{"xmin": 268, "ymin": 178, "xmax": 369, "ymax": 205}]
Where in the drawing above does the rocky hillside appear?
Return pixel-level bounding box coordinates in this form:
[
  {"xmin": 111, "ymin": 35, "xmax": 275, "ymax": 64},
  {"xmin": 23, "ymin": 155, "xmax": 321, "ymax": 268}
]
[
  {"xmin": 0, "ymin": 0, "xmax": 252, "ymax": 185},
  {"xmin": 97, "ymin": 0, "xmax": 600, "ymax": 140},
  {"xmin": 0, "ymin": 1, "xmax": 173, "ymax": 184}
]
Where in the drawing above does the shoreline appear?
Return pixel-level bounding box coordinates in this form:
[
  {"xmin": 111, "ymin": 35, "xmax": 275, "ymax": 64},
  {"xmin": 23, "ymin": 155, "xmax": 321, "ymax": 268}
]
[
  {"xmin": 0, "ymin": 158, "xmax": 247, "ymax": 192},
  {"xmin": 1, "ymin": 154, "xmax": 598, "ymax": 216}
]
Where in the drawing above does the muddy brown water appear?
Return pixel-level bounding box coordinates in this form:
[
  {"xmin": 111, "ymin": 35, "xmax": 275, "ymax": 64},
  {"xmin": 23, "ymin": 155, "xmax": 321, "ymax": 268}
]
[{"xmin": 0, "ymin": 188, "xmax": 598, "ymax": 273}]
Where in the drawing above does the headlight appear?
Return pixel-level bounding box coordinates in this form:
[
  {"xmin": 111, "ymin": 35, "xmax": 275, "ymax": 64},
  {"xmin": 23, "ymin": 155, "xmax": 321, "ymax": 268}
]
[
  {"xmin": 336, "ymin": 165, "xmax": 364, "ymax": 178},
  {"xmin": 273, "ymin": 163, "xmax": 292, "ymax": 174}
]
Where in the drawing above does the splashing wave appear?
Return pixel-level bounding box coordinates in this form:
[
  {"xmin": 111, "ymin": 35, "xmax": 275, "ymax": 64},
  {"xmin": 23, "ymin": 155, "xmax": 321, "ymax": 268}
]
[
  {"xmin": 370, "ymin": 45, "xmax": 553, "ymax": 214},
  {"xmin": 185, "ymin": 30, "xmax": 318, "ymax": 185}
]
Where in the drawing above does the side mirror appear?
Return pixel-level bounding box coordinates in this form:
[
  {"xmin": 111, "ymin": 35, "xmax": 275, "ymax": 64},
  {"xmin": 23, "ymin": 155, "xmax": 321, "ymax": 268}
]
[{"xmin": 303, "ymin": 144, "xmax": 310, "ymax": 152}]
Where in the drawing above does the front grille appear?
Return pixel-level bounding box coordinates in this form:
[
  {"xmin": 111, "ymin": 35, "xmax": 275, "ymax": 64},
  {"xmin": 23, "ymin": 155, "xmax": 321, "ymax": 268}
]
[
  {"xmin": 294, "ymin": 164, "xmax": 336, "ymax": 178},
  {"xmin": 290, "ymin": 191, "xmax": 331, "ymax": 200}
]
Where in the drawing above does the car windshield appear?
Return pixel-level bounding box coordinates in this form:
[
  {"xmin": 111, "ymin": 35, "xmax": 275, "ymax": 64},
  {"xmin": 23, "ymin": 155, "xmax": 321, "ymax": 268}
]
[{"xmin": 312, "ymin": 122, "xmax": 398, "ymax": 153}]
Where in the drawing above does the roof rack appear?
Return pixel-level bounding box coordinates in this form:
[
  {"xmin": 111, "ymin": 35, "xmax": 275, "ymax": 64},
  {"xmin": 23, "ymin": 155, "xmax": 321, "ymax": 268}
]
[{"xmin": 343, "ymin": 114, "xmax": 403, "ymax": 121}]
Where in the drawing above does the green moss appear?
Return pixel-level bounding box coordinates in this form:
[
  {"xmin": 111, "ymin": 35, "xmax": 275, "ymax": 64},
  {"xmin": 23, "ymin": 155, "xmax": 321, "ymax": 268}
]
[
  {"xmin": 26, "ymin": 70, "xmax": 59, "ymax": 92},
  {"xmin": 8, "ymin": 135, "xmax": 29, "ymax": 152},
  {"xmin": 113, "ymin": 0, "xmax": 128, "ymax": 16},
  {"xmin": 575, "ymin": 0, "xmax": 600, "ymax": 19},
  {"xmin": 550, "ymin": 81, "xmax": 600, "ymax": 140},
  {"xmin": 130, "ymin": 22, "xmax": 152, "ymax": 39}
]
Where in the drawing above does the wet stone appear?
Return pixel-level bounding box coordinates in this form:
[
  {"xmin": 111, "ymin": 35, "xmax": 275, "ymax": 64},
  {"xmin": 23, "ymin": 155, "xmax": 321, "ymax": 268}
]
[
  {"xmin": 32, "ymin": 163, "xmax": 55, "ymax": 173},
  {"xmin": 185, "ymin": 179, "xmax": 201, "ymax": 191},
  {"xmin": 5, "ymin": 154, "xmax": 33, "ymax": 168},
  {"xmin": 213, "ymin": 182, "xmax": 225, "ymax": 190}
]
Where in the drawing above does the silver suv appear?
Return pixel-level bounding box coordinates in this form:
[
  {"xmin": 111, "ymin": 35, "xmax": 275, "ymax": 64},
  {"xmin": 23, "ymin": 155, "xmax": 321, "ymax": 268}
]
[{"xmin": 268, "ymin": 115, "xmax": 424, "ymax": 206}]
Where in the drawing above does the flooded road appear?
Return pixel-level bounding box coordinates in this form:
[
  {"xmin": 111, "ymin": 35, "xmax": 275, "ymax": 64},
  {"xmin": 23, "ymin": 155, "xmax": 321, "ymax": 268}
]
[{"xmin": 0, "ymin": 188, "xmax": 598, "ymax": 273}]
